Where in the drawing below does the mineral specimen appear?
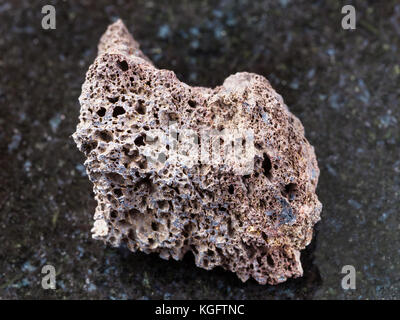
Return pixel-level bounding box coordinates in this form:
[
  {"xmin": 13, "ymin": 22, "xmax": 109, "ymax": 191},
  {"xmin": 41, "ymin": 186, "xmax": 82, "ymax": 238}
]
[{"xmin": 73, "ymin": 20, "xmax": 322, "ymax": 285}]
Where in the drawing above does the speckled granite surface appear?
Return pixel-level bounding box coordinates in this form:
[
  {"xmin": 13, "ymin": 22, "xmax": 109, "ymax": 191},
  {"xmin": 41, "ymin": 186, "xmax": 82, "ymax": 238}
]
[{"xmin": 1, "ymin": 0, "xmax": 399, "ymax": 299}]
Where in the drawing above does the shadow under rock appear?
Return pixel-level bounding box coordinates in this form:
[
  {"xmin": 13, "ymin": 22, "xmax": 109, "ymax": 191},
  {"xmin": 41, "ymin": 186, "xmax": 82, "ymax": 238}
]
[{"xmin": 113, "ymin": 230, "xmax": 321, "ymax": 299}]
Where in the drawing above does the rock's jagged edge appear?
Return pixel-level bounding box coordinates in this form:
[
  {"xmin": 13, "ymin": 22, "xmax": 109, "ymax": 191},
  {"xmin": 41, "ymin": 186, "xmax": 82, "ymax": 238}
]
[{"xmin": 73, "ymin": 19, "xmax": 322, "ymax": 285}]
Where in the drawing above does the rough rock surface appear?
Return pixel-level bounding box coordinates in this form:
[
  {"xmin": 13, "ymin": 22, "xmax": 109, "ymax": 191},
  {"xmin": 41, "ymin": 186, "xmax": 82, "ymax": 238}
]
[{"xmin": 73, "ymin": 20, "xmax": 322, "ymax": 285}]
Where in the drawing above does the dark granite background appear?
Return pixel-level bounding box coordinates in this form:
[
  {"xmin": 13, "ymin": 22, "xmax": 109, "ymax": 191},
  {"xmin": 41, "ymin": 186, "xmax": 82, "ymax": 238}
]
[{"xmin": 1, "ymin": 0, "xmax": 399, "ymax": 299}]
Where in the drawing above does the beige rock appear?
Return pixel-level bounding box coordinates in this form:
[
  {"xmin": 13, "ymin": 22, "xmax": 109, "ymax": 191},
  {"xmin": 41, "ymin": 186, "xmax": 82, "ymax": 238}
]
[{"xmin": 73, "ymin": 19, "xmax": 322, "ymax": 285}]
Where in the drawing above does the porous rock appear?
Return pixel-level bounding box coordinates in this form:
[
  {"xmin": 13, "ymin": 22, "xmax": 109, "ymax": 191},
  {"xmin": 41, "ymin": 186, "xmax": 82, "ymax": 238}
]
[{"xmin": 73, "ymin": 20, "xmax": 322, "ymax": 285}]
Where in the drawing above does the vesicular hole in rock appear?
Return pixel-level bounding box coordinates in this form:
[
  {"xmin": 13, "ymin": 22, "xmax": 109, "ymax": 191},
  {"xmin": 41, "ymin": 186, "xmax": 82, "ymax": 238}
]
[
  {"xmin": 135, "ymin": 100, "xmax": 146, "ymax": 114},
  {"xmin": 151, "ymin": 222, "xmax": 159, "ymax": 231},
  {"xmin": 188, "ymin": 99, "xmax": 196, "ymax": 108},
  {"xmin": 97, "ymin": 130, "xmax": 113, "ymax": 142},
  {"xmin": 267, "ymin": 255, "xmax": 275, "ymax": 267},
  {"xmin": 114, "ymin": 188, "xmax": 122, "ymax": 197},
  {"xmin": 110, "ymin": 210, "xmax": 118, "ymax": 219},
  {"xmin": 97, "ymin": 107, "xmax": 106, "ymax": 117},
  {"xmin": 262, "ymin": 153, "xmax": 272, "ymax": 178},
  {"xmin": 112, "ymin": 106, "xmax": 125, "ymax": 117},
  {"xmin": 107, "ymin": 96, "xmax": 119, "ymax": 103},
  {"xmin": 284, "ymin": 183, "xmax": 297, "ymax": 200},
  {"xmin": 82, "ymin": 141, "xmax": 97, "ymax": 154},
  {"xmin": 116, "ymin": 60, "xmax": 129, "ymax": 71},
  {"xmin": 134, "ymin": 135, "xmax": 145, "ymax": 147}
]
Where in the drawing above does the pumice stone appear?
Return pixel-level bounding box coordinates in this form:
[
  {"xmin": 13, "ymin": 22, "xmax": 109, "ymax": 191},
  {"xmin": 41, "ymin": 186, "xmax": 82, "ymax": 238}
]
[{"xmin": 73, "ymin": 20, "xmax": 322, "ymax": 285}]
